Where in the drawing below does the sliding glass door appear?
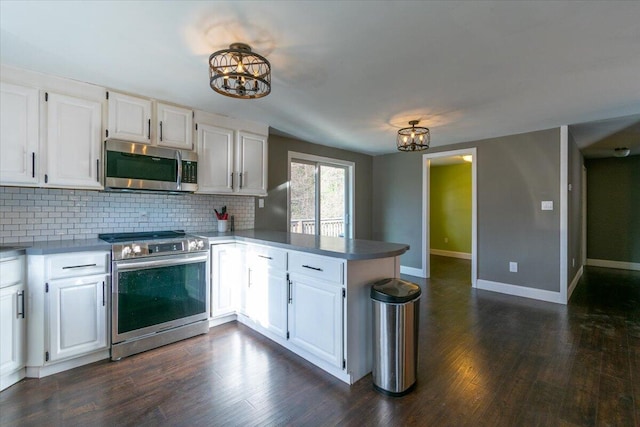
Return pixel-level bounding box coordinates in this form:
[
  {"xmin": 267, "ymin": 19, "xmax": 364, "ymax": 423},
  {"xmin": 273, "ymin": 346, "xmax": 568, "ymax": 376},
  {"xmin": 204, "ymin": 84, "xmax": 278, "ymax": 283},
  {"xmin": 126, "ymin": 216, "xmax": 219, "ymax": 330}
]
[{"xmin": 289, "ymin": 153, "xmax": 353, "ymax": 238}]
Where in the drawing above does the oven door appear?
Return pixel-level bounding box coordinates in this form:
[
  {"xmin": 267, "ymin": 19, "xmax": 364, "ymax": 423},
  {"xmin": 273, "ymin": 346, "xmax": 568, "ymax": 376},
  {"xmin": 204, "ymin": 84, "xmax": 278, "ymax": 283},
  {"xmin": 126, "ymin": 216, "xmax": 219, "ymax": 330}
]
[{"xmin": 112, "ymin": 252, "xmax": 209, "ymax": 344}]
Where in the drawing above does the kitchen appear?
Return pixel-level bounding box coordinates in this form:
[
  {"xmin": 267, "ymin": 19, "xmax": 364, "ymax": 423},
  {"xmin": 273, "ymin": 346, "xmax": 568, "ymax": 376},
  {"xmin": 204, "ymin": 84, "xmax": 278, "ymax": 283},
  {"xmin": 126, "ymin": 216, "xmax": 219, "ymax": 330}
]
[{"xmin": 2, "ymin": 1, "xmax": 640, "ymax": 425}]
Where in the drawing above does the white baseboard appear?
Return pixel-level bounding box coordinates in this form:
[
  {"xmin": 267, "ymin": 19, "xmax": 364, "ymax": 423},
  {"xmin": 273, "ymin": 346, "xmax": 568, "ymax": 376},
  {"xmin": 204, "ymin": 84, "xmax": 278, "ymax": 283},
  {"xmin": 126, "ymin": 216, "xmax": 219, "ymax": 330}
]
[
  {"xmin": 400, "ymin": 265, "xmax": 425, "ymax": 278},
  {"xmin": 568, "ymin": 266, "xmax": 583, "ymax": 300},
  {"xmin": 476, "ymin": 279, "xmax": 565, "ymax": 305},
  {"xmin": 586, "ymin": 258, "xmax": 640, "ymax": 271},
  {"xmin": 430, "ymin": 249, "xmax": 471, "ymax": 260}
]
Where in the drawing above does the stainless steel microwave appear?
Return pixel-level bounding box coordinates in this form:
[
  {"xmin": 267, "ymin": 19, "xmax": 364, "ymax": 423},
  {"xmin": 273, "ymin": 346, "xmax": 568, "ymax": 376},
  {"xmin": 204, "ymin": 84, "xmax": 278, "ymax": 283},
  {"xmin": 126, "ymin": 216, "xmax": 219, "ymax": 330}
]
[{"xmin": 104, "ymin": 140, "xmax": 197, "ymax": 193}]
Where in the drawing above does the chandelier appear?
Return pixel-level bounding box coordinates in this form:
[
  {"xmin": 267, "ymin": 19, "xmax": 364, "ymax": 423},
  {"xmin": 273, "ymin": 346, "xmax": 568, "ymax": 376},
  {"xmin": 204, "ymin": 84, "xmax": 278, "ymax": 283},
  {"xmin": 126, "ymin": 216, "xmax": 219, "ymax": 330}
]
[
  {"xmin": 209, "ymin": 43, "xmax": 271, "ymax": 99},
  {"xmin": 397, "ymin": 120, "xmax": 430, "ymax": 152}
]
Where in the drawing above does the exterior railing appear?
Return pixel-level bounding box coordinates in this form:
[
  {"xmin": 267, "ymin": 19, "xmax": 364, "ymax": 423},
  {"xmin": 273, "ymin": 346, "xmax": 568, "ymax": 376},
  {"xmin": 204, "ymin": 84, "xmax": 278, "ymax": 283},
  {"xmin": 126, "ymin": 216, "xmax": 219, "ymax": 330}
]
[{"xmin": 290, "ymin": 218, "xmax": 344, "ymax": 237}]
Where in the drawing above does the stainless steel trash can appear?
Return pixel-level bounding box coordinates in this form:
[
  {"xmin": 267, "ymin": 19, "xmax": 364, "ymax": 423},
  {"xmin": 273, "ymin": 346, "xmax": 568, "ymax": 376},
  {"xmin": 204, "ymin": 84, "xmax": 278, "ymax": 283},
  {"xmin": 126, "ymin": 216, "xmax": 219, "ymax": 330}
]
[{"xmin": 371, "ymin": 278, "xmax": 421, "ymax": 396}]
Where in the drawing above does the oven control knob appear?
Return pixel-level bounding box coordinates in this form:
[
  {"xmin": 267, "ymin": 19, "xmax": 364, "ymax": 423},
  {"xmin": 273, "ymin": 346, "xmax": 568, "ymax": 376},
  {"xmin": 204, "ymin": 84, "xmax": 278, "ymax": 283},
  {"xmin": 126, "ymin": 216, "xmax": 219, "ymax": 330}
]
[
  {"xmin": 188, "ymin": 241, "xmax": 197, "ymax": 251},
  {"xmin": 132, "ymin": 244, "xmax": 142, "ymax": 254},
  {"xmin": 122, "ymin": 246, "xmax": 132, "ymax": 258},
  {"xmin": 196, "ymin": 240, "xmax": 205, "ymax": 249}
]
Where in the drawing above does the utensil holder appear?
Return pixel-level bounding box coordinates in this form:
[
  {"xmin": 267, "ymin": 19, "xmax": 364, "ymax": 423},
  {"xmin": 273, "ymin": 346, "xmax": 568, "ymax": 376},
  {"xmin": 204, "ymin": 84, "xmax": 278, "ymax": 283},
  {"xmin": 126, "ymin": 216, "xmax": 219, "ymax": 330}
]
[{"xmin": 217, "ymin": 220, "xmax": 228, "ymax": 232}]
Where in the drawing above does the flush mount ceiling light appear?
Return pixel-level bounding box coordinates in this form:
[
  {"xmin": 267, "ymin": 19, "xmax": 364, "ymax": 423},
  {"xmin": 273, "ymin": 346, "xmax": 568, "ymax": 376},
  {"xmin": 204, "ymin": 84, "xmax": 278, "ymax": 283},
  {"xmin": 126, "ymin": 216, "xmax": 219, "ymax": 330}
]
[
  {"xmin": 397, "ymin": 120, "xmax": 430, "ymax": 152},
  {"xmin": 614, "ymin": 147, "xmax": 630, "ymax": 157},
  {"xmin": 209, "ymin": 42, "xmax": 271, "ymax": 99}
]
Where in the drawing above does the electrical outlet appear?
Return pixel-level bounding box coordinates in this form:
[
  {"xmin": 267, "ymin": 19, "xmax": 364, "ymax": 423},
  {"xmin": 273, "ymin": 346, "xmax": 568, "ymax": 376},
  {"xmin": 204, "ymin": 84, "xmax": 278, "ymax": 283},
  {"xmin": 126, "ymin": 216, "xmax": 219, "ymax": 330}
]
[
  {"xmin": 258, "ymin": 198, "xmax": 265, "ymax": 208},
  {"xmin": 541, "ymin": 201, "xmax": 553, "ymax": 211},
  {"xmin": 509, "ymin": 262, "xmax": 518, "ymax": 273}
]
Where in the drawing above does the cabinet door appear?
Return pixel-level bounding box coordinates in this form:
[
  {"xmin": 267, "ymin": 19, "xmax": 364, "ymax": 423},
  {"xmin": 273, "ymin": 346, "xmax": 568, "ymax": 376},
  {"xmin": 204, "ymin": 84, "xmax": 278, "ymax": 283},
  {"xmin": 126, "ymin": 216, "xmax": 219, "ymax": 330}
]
[
  {"xmin": 48, "ymin": 275, "xmax": 108, "ymax": 362},
  {"xmin": 107, "ymin": 92, "xmax": 151, "ymax": 143},
  {"xmin": 236, "ymin": 131, "xmax": 267, "ymax": 196},
  {"xmin": 211, "ymin": 244, "xmax": 241, "ymax": 317},
  {"xmin": 247, "ymin": 266, "xmax": 287, "ymax": 338},
  {"xmin": 157, "ymin": 103, "xmax": 193, "ymax": 149},
  {"xmin": 288, "ymin": 274, "xmax": 343, "ymax": 368},
  {"xmin": 0, "ymin": 284, "xmax": 26, "ymax": 378},
  {"xmin": 46, "ymin": 92, "xmax": 103, "ymax": 189},
  {"xmin": 0, "ymin": 82, "xmax": 39, "ymax": 186},
  {"xmin": 196, "ymin": 124, "xmax": 234, "ymax": 194}
]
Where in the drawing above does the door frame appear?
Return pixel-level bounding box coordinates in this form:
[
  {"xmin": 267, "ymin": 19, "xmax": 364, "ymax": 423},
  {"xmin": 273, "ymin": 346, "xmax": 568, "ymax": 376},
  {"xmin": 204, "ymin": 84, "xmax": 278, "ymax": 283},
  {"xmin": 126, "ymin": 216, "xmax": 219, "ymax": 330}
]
[{"xmin": 421, "ymin": 148, "xmax": 477, "ymax": 286}]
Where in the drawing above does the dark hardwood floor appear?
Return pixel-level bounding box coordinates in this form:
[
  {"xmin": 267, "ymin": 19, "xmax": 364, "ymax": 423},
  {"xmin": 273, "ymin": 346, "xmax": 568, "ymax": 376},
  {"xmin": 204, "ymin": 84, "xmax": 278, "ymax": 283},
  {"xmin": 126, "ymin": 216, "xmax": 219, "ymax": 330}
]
[{"xmin": 2, "ymin": 256, "xmax": 638, "ymax": 427}]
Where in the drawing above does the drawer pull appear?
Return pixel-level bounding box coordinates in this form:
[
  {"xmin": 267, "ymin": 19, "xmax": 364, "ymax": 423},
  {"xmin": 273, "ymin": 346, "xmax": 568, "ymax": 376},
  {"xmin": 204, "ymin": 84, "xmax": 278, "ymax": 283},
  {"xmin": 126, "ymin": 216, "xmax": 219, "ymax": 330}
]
[
  {"xmin": 258, "ymin": 255, "xmax": 273, "ymax": 260},
  {"xmin": 302, "ymin": 264, "xmax": 323, "ymax": 272},
  {"xmin": 62, "ymin": 263, "xmax": 97, "ymax": 270}
]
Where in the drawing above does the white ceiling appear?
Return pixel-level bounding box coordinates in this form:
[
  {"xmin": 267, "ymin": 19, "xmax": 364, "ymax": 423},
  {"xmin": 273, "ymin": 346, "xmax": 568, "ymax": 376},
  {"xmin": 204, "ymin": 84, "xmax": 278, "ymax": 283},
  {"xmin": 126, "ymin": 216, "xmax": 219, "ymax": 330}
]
[{"xmin": 1, "ymin": 1, "xmax": 639, "ymax": 156}]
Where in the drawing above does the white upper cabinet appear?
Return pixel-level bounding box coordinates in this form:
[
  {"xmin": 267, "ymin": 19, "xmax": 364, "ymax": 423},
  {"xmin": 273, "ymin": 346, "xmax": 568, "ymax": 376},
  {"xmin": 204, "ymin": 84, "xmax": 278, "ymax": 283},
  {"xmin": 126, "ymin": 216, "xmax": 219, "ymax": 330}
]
[
  {"xmin": 107, "ymin": 92, "xmax": 151, "ymax": 143},
  {"xmin": 197, "ymin": 124, "xmax": 235, "ymax": 194},
  {"xmin": 45, "ymin": 92, "xmax": 103, "ymax": 189},
  {"xmin": 195, "ymin": 111, "xmax": 268, "ymax": 196},
  {"xmin": 237, "ymin": 131, "xmax": 268, "ymax": 195},
  {"xmin": 156, "ymin": 102, "xmax": 193, "ymax": 149},
  {"xmin": 0, "ymin": 82, "xmax": 39, "ymax": 186},
  {"xmin": 107, "ymin": 93, "xmax": 193, "ymax": 149}
]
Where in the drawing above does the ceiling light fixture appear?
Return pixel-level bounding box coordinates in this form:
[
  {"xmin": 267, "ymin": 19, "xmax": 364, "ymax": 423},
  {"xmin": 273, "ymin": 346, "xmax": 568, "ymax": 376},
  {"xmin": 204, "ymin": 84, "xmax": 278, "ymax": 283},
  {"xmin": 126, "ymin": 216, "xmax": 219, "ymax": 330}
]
[
  {"xmin": 462, "ymin": 155, "xmax": 473, "ymax": 162},
  {"xmin": 209, "ymin": 43, "xmax": 271, "ymax": 99},
  {"xmin": 613, "ymin": 147, "xmax": 630, "ymax": 157},
  {"xmin": 397, "ymin": 120, "xmax": 430, "ymax": 152}
]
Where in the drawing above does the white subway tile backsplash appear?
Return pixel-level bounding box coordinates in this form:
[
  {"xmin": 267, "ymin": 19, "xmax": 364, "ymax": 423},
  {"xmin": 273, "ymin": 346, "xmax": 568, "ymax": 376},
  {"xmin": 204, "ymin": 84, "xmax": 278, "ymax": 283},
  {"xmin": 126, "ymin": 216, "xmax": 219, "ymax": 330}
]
[{"xmin": 0, "ymin": 186, "xmax": 255, "ymax": 244}]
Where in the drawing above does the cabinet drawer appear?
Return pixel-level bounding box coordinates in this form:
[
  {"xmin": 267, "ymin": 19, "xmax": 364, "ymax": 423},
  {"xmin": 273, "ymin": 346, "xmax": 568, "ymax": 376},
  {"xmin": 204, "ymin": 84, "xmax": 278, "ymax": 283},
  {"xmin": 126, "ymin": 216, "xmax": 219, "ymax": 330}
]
[
  {"xmin": 248, "ymin": 245, "xmax": 287, "ymax": 271},
  {"xmin": 46, "ymin": 251, "xmax": 110, "ymax": 280},
  {"xmin": 0, "ymin": 256, "xmax": 24, "ymax": 288},
  {"xmin": 288, "ymin": 251, "xmax": 344, "ymax": 284}
]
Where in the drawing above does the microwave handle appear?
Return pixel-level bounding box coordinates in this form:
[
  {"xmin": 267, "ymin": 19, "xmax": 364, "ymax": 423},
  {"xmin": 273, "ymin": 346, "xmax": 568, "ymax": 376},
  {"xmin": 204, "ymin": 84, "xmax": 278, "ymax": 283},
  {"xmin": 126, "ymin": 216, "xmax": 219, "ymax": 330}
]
[{"xmin": 176, "ymin": 150, "xmax": 182, "ymax": 191}]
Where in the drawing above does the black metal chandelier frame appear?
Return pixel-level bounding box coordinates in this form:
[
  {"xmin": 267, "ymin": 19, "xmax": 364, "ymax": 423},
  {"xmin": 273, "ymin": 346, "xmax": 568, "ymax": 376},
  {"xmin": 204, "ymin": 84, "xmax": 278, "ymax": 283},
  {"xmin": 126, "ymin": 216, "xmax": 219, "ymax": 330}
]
[
  {"xmin": 209, "ymin": 42, "xmax": 271, "ymax": 99},
  {"xmin": 397, "ymin": 120, "xmax": 430, "ymax": 152}
]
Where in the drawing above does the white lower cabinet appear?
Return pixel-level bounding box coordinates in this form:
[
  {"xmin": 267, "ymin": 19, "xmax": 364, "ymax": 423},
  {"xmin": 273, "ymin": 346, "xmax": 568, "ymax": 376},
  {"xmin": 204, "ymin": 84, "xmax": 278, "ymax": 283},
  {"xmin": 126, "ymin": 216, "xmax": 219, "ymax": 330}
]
[
  {"xmin": 47, "ymin": 275, "xmax": 108, "ymax": 362},
  {"xmin": 216, "ymin": 242, "xmax": 399, "ymax": 385},
  {"xmin": 211, "ymin": 243, "xmax": 243, "ymax": 318},
  {"xmin": 288, "ymin": 273, "xmax": 343, "ymax": 368},
  {"xmin": 27, "ymin": 251, "xmax": 110, "ymax": 378},
  {"xmin": 0, "ymin": 254, "xmax": 26, "ymax": 391},
  {"xmin": 245, "ymin": 246, "xmax": 288, "ymax": 338}
]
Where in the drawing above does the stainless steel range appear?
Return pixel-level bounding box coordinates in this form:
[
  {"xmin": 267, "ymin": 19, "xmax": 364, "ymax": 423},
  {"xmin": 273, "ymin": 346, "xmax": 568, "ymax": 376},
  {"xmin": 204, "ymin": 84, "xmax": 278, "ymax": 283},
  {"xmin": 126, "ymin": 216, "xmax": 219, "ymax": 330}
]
[{"xmin": 99, "ymin": 231, "xmax": 209, "ymax": 360}]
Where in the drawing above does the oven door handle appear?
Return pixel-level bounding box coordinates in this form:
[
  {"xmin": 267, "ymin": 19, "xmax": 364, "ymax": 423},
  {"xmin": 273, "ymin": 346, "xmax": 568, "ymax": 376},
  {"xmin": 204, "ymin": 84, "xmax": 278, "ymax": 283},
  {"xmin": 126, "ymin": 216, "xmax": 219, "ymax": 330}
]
[{"xmin": 114, "ymin": 254, "xmax": 208, "ymax": 272}]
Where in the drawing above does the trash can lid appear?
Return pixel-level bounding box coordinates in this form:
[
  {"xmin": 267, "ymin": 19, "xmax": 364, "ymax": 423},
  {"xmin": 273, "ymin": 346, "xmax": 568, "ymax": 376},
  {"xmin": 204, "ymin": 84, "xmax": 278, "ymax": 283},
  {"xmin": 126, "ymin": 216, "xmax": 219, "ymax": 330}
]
[{"xmin": 370, "ymin": 278, "xmax": 421, "ymax": 303}]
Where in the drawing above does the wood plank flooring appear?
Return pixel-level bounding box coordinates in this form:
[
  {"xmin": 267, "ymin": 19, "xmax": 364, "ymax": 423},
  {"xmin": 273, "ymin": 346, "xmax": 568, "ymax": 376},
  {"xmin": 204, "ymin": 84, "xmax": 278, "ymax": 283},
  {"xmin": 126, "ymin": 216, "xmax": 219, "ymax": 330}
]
[{"xmin": 1, "ymin": 256, "xmax": 638, "ymax": 426}]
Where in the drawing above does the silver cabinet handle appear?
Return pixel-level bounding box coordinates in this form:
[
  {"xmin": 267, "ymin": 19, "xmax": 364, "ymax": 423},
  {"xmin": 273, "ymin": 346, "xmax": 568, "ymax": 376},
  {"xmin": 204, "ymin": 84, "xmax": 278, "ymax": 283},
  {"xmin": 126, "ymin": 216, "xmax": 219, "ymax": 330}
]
[
  {"xmin": 239, "ymin": 172, "xmax": 243, "ymax": 189},
  {"xmin": 258, "ymin": 255, "xmax": 273, "ymax": 260},
  {"xmin": 148, "ymin": 119, "xmax": 151, "ymax": 139},
  {"xmin": 102, "ymin": 281, "xmax": 106, "ymax": 306},
  {"xmin": 17, "ymin": 290, "xmax": 25, "ymax": 319},
  {"xmin": 31, "ymin": 152, "xmax": 36, "ymax": 178},
  {"xmin": 160, "ymin": 121, "xmax": 163, "ymax": 141},
  {"xmin": 96, "ymin": 159, "xmax": 100, "ymax": 182},
  {"xmin": 230, "ymin": 173, "xmax": 234, "ymax": 189},
  {"xmin": 302, "ymin": 265, "xmax": 323, "ymax": 272}
]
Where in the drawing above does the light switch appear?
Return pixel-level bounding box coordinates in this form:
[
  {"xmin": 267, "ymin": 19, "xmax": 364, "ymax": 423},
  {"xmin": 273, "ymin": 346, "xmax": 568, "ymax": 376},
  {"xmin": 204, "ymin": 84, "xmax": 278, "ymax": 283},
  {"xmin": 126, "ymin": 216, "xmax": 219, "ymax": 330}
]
[
  {"xmin": 258, "ymin": 198, "xmax": 265, "ymax": 208},
  {"xmin": 509, "ymin": 262, "xmax": 518, "ymax": 273},
  {"xmin": 541, "ymin": 201, "xmax": 553, "ymax": 211}
]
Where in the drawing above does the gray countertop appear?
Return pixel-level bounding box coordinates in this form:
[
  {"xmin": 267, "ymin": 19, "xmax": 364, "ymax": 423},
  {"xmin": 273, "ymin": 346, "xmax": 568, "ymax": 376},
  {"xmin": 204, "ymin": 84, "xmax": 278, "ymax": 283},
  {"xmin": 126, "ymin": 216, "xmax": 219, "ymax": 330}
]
[
  {"xmin": 4, "ymin": 231, "xmax": 409, "ymax": 260},
  {"xmin": 195, "ymin": 230, "xmax": 409, "ymax": 260}
]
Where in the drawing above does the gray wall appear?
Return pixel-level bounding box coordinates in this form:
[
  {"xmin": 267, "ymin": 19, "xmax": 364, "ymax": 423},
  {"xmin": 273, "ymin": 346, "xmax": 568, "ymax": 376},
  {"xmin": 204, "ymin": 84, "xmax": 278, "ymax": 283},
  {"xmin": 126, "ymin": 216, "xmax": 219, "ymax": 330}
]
[
  {"xmin": 254, "ymin": 132, "xmax": 374, "ymax": 239},
  {"xmin": 567, "ymin": 131, "xmax": 584, "ymax": 282},
  {"xmin": 585, "ymin": 155, "xmax": 640, "ymax": 263},
  {"xmin": 373, "ymin": 128, "xmax": 563, "ymax": 292},
  {"xmin": 372, "ymin": 152, "xmax": 423, "ymax": 265}
]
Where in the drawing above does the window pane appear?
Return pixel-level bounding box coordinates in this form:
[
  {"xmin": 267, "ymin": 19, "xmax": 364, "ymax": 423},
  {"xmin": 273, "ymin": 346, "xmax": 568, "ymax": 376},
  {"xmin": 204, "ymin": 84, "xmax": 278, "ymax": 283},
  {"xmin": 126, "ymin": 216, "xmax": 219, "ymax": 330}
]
[
  {"xmin": 320, "ymin": 165, "xmax": 345, "ymax": 237},
  {"xmin": 290, "ymin": 161, "xmax": 316, "ymax": 235}
]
